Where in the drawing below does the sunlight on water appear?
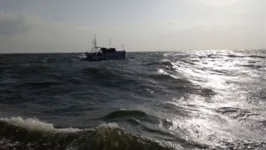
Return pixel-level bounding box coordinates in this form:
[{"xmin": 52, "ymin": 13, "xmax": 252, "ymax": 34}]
[{"xmin": 158, "ymin": 50, "xmax": 266, "ymax": 149}]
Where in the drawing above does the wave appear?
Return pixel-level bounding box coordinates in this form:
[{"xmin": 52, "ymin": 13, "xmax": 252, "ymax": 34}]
[
  {"xmin": 238, "ymin": 64, "xmax": 263, "ymax": 69},
  {"xmin": 15, "ymin": 80, "xmax": 61, "ymax": 88},
  {"xmin": 226, "ymin": 54, "xmax": 265, "ymax": 59},
  {"xmin": 82, "ymin": 67, "xmax": 113, "ymax": 76},
  {"xmin": 219, "ymin": 140, "xmax": 266, "ymax": 150},
  {"xmin": 215, "ymin": 107, "xmax": 258, "ymax": 121},
  {"xmin": 195, "ymin": 87, "xmax": 216, "ymax": 96},
  {"xmin": 81, "ymin": 67, "xmax": 130, "ymax": 81},
  {"xmin": 80, "ymin": 67, "xmax": 143, "ymax": 90},
  {"xmin": 148, "ymin": 69, "xmax": 181, "ymax": 81},
  {"xmin": 0, "ymin": 117, "xmax": 174, "ymax": 150},
  {"xmin": 1, "ymin": 94, "xmax": 24, "ymax": 104},
  {"xmin": 148, "ymin": 74, "xmax": 178, "ymax": 81},
  {"xmin": 146, "ymin": 68, "xmax": 216, "ymax": 97},
  {"xmin": 102, "ymin": 109, "xmax": 149, "ymax": 120},
  {"xmin": 21, "ymin": 64, "xmax": 53, "ymax": 72},
  {"xmin": 144, "ymin": 60, "xmax": 174, "ymax": 68},
  {"xmin": 159, "ymin": 102, "xmax": 197, "ymax": 117},
  {"xmin": 0, "ymin": 117, "xmax": 80, "ymax": 133},
  {"xmin": 248, "ymin": 55, "xmax": 265, "ymax": 59}
]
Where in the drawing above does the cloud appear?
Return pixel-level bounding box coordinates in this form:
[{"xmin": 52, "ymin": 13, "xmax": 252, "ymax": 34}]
[
  {"xmin": 0, "ymin": 12, "xmax": 162, "ymax": 53},
  {"xmin": 0, "ymin": 12, "xmax": 97, "ymax": 53},
  {"xmin": 0, "ymin": 12, "xmax": 32, "ymax": 36}
]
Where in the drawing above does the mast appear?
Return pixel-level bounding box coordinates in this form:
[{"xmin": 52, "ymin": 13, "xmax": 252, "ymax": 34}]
[
  {"xmin": 91, "ymin": 37, "xmax": 94, "ymax": 52},
  {"xmin": 91, "ymin": 34, "xmax": 97, "ymax": 52},
  {"xmin": 94, "ymin": 34, "xmax": 97, "ymax": 50},
  {"xmin": 109, "ymin": 37, "xmax": 111, "ymax": 48}
]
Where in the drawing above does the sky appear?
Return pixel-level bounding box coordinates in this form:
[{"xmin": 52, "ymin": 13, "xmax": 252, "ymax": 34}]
[{"xmin": 0, "ymin": 0, "xmax": 265, "ymax": 53}]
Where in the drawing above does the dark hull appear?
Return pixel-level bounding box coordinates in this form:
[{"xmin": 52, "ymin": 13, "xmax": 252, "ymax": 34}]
[{"xmin": 85, "ymin": 51, "xmax": 126, "ymax": 61}]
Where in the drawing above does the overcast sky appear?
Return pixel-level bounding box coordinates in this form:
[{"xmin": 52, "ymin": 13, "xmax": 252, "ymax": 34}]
[{"xmin": 0, "ymin": 0, "xmax": 265, "ymax": 53}]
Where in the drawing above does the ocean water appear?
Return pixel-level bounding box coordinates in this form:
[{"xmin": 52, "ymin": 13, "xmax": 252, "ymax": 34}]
[{"xmin": 0, "ymin": 50, "xmax": 266, "ymax": 150}]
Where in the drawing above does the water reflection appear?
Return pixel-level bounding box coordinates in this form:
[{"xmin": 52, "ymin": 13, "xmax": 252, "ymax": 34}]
[{"xmin": 159, "ymin": 50, "xmax": 266, "ymax": 148}]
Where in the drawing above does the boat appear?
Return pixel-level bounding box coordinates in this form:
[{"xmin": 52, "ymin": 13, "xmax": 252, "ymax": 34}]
[{"xmin": 85, "ymin": 34, "xmax": 126, "ymax": 61}]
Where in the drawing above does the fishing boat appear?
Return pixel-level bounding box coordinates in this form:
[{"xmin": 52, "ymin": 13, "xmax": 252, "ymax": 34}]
[{"xmin": 85, "ymin": 35, "xmax": 126, "ymax": 61}]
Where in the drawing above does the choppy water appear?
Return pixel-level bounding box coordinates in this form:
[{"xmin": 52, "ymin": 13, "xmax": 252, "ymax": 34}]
[{"xmin": 0, "ymin": 50, "xmax": 266, "ymax": 150}]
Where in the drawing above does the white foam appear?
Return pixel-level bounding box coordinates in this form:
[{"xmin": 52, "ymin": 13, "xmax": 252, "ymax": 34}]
[
  {"xmin": 96, "ymin": 123, "xmax": 119, "ymax": 129},
  {"xmin": 0, "ymin": 138, "xmax": 20, "ymax": 149},
  {"xmin": 157, "ymin": 68, "xmax": 179, "ymax": 79},
  {"xmin": 0, "ymin": 117, "xmax": 81, "ymax": 133},
  {"xmin": 0, "ymin": 117, "xmax": 122, "ymax": 134}
]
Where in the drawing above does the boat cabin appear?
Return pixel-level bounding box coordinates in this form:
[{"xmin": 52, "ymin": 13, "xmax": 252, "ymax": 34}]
[{"xmin": 99, "ymin": 47, "xmax": 117, "ymax": 53}]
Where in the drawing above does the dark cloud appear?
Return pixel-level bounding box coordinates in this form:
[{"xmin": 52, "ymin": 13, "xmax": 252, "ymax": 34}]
[{"xmin": 0, "ymin": 13, "xmax": 32, "ymax": 36}]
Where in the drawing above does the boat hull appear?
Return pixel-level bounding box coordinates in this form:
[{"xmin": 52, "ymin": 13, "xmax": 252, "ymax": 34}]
[{"xmin": 85, "ymin": 51, "xmax": 126, "ymax": 61}]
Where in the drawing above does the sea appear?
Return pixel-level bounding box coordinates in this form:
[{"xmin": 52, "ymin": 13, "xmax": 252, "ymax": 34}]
[{"xmin": 0, "ymin": 50, "xmax": 266, "ymax": 150}]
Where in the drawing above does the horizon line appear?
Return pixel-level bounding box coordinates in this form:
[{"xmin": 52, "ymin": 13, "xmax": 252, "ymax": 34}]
[{"xmin": 0, "ymin": 49, "xmax": 265, "ymax": 55}]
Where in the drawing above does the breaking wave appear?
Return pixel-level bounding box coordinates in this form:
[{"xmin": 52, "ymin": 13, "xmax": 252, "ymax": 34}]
[{"xmin": 0, "ymin": 117, "xmax": 173, "ymax": 150}]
